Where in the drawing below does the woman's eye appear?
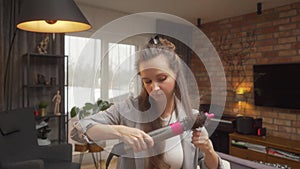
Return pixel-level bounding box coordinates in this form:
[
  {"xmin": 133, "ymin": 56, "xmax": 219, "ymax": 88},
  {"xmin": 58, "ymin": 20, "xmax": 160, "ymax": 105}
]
[
  {"xmin": 143, "ymin": 79, "xmax": 152, "ymax": 84},
  {"xmin": 158, "ymin": 75, "xmax": 167, "ymax": 82}
]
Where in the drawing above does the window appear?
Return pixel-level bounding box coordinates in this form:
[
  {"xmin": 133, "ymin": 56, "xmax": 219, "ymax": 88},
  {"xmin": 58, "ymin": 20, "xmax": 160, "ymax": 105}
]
[
  {"xmin": 65, "ymin": 35, "xmax": 137, "ymax": 109},
  {"xmin": 65, "ymin": 35, "xmax": 101, "ymax": 108},
  {"xmin": 108, "ymin": 43, "xmax": 136, "ymax": 99}
]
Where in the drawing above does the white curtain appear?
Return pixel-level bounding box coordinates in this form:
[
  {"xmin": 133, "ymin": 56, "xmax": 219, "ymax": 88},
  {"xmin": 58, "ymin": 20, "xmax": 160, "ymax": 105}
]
[{"xmin": 65, "ymin": 35, "xmax": 139, "ymax": 109}]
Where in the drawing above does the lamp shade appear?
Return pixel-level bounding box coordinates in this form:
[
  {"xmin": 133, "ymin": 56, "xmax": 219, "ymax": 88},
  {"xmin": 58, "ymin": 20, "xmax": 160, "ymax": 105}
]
[{"xmin": 17, "ymin": 0, "xmax": 91, "ymax": 33}]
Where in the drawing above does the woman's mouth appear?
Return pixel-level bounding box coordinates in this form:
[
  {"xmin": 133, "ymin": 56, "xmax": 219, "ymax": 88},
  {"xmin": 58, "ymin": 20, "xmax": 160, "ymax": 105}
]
[{"xmin": 150, "ymin": 90, "xmax": 166, "ymax": 101}]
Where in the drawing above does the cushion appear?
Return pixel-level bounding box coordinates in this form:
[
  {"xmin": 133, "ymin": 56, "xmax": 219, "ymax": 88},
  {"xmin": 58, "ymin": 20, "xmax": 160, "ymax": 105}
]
[{"xmin": 0, "ymin": 111, "xmax": 20, "ymax": 136}]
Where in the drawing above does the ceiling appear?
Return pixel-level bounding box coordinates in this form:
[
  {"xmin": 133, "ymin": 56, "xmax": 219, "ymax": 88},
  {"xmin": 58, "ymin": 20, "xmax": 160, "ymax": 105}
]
[{"xmin": 75, "ymin": 0, "xmax": 300, "ymax": 24}]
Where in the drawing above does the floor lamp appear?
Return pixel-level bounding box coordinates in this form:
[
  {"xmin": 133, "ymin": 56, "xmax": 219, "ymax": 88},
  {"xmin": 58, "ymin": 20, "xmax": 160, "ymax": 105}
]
[{"xmin": 4, "ymin": 0, "xmax": 91, "ymax": 110}]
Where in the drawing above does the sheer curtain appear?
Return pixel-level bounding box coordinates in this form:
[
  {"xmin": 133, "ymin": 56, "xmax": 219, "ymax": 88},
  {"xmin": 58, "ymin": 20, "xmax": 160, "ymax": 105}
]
[
  {"xmin": 65, "ymin": 35, "xmax": 138, "ymax": 109},
  {"xmin": 65, "ymin": 35, "xmax": 101, "ymax": 108},
  {"xmin": 108, "ymin": 43, "xmax": 137, "ymax": 99}
]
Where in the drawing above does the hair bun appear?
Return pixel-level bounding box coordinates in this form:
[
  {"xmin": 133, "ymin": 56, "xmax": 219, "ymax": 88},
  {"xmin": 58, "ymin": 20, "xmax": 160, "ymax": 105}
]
[
  {"xmin": 159, "ymin": 37, "xmax": 176, "ymax": 51},
  {"xmin": 146, "ymin": 36, "xmax": 176, "ymax": 51}
]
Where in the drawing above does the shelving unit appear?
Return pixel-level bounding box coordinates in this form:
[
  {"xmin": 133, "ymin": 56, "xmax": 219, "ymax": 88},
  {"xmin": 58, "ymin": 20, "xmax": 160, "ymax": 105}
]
[
  {"xmin": 229, "ymin": 132, "xmax": 300, "ymax": 169},
  {"xmin": 22, "ymin": 53, "xmax": 68, "ymax": 144}
]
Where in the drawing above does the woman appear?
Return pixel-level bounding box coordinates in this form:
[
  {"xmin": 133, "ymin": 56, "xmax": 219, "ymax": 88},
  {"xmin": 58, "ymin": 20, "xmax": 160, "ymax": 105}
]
[{"xmin": 71, "ymin": 36, "xmax": 224, "ymax": 169}]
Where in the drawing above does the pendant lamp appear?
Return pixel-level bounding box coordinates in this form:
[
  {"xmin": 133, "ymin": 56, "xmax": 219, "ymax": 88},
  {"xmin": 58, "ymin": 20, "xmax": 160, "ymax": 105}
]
[{"xmin": 16, "ymin": 0, "xmax": 91, "ymax": 33}]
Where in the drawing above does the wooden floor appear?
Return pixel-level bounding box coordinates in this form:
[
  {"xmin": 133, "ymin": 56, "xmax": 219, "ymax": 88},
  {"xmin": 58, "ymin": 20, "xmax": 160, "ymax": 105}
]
[
  {"xmin": 73, "ymin": 153, "xmax": 117, "ymax": 169},
  {"xmin": 80, "ymin": 159, "xmax": 117, "ymax": 169}
]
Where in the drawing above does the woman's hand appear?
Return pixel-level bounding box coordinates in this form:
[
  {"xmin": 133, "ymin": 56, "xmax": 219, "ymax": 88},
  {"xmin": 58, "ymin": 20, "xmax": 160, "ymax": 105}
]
[
  {"xmin": 115, "ymin": 125, "xmax": 154, "ymax": 152},
  {"xmin": 192, "ymin": 128, "xmax": 219, "ymax": 169},
  {"xmin": 192, "ymin": 128, "xmax": 213, "ymax": 154},
  {"xmin": 84, "ymin": 124, "xmax": 154, "ymax": 152}
]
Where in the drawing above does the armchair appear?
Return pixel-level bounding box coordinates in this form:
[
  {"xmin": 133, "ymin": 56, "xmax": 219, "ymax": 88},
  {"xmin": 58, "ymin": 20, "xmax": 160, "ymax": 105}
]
[{"xmin": 0, "ymin": 108, "xmax": 80, "ymax": 169}]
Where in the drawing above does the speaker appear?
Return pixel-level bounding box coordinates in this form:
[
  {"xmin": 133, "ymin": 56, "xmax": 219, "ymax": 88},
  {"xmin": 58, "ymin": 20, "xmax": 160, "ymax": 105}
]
[
  {"xmin": 236, "ymin": 116, "xmax": 254, "ymax": 135},
  {"xmin": 254, "ymin": 118, "xmax": 262, "ymax": 128}
]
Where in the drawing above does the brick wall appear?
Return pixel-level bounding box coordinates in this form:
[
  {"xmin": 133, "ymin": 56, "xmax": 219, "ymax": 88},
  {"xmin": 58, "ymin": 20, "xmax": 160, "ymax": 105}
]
[{"xmin": 192, "ymin": 2, "xmax": 300, "ymax": 141}]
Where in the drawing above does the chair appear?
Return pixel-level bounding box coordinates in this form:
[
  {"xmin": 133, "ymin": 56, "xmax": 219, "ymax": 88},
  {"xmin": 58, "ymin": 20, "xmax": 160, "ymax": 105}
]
[{"xmin": 0, "ymin": 108, "xmax": 80, "ymax": 169}]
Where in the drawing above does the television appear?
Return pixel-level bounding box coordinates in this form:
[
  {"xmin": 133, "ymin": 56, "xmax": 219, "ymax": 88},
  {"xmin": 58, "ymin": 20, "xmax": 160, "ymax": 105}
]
[{"xmin": 253, "ymin": 63, "xmax": 300, "ymax": 109}]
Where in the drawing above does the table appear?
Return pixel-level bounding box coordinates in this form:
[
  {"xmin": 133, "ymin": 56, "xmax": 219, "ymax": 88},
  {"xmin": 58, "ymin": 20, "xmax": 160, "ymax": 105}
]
[
  {"xmin": 75, "ymin": 143, "xmax": 104, "ymax": 169},
  {"xmin": 229, "ymin": 132, "xmax": 300, "ymax": 169}
]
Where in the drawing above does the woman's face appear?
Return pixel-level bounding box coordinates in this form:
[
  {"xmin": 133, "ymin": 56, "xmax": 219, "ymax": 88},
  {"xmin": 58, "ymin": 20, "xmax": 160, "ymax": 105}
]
[{"xmin": 139, "ymin": 55, "xmax": 176, "ymax": 101}]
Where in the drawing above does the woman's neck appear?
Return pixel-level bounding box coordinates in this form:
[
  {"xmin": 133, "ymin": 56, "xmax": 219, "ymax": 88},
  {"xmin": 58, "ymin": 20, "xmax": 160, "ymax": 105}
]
[{"xmin": 160, "ymin": 96, "xmax": 175, "ymax": 118}]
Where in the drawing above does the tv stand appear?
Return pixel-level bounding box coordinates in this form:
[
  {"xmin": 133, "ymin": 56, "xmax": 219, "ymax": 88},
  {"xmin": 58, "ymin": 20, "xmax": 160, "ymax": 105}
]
[
  {"xmin": 209, "ymin": 115, "xmax": 236, "ymax": 154},
  {"xmin": 229, "ymin": 133, "xmax": 300, "ymax": 169}
]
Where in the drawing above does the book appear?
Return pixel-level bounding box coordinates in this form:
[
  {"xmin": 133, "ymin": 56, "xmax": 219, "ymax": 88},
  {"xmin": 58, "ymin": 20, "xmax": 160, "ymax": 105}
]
[
  {"xmin": 231, "ymin": 140, "xmax": 247, "ymax": 148},
  {"xmin": 245, "ymin": 142, "xmax": 266, "ymax": 153},
  {"xmin": 268, "ymin": 148, "xmax": 300, "ymax": 161}
]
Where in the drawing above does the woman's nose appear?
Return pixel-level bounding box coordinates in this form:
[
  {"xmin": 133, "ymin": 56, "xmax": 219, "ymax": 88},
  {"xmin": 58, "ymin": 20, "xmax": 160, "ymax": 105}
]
[{"xmin": 152, "ymin": 82, "xmax": 160, "ymax": 90}]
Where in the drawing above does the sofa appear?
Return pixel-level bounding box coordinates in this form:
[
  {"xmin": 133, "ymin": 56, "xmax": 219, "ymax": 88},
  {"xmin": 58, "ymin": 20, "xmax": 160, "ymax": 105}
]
[
  {"xmin": 0, "ymin": 108, "xmax": 80, "ymax": 169},
  {"xmin": 217, "ymin": 152, "xmax": 278, "ymax": 169}
]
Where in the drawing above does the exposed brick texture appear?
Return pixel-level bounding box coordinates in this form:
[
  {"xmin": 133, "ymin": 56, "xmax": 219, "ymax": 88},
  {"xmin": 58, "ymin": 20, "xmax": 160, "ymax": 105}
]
[{"xmin": 192, "ymin": 2, "xmax": 300, "ymax": 141}]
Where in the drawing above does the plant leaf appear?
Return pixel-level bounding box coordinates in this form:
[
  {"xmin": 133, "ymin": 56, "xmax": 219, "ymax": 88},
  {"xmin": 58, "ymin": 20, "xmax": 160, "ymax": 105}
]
[
  {"xmin": 70, "ymin": 106, "xmax": 79, "ymax": 118},
  {"xmin": 83, "ymin": 103, "xmax": 94, "ymax": 110}
]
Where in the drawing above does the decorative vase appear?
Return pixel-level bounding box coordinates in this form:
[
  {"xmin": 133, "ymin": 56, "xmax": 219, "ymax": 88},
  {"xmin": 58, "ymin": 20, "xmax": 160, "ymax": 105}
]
[{"xmin": 40, "ymin": 108, "xmax": 46, "ymax": 116}]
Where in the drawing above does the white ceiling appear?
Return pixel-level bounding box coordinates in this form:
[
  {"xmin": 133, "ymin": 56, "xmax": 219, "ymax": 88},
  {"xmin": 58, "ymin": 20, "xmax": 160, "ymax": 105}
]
[{"xmin": 75, "ymin": 0, "xmax": 300, "ymax": 24}]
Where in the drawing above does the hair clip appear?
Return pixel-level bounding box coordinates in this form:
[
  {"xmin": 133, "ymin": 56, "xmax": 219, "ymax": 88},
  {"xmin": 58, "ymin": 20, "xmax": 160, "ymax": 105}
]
[{"xmin": 149, "ymin": 35, "xmax": 160, "ymax": 45}]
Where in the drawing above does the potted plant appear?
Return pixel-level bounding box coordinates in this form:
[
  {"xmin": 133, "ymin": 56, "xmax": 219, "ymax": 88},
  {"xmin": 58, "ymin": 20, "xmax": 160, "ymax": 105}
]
[
  {"xmin": 38, "ymin": 101, "xmax": 48, "ymax": 116},
  {"xmin": 70, "ymin": 99, "xmax": 113, "ymax": 119},
  {"xmin": 70, "ymin": 99, "xmax": 113, "ymax": 152}
]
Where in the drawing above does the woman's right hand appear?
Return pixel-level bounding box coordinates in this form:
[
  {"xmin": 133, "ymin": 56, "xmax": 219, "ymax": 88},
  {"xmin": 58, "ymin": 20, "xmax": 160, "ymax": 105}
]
[{"xmin": 114, "ymin": 125, "xmax": 154, "ymax": 152}]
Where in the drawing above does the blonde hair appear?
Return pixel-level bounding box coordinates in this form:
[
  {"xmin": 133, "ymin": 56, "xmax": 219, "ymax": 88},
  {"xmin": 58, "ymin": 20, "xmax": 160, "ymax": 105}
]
[{"xmin": 136, "ymin": 35, "xmax": 193, "ymax": 169}]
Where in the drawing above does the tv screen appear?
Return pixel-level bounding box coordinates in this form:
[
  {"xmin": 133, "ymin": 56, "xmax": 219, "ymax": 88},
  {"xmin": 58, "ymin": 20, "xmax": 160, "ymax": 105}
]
[{"xmin": 253, "ymin": 63, "xmax": 300, "ymax": 109}]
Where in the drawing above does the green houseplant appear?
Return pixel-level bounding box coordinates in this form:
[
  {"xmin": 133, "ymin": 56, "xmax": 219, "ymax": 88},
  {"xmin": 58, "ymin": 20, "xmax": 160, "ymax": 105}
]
[
  {"xmin": 70, "ymin": 99, "xmax": 113, "ymax": 119},
  {"xmin": 70, "ymin": 99, "xmax": 113, "ymax": 152},
  {"xmin": 38, "ymin": 101, "xmax": 48, "ymax": 116}
]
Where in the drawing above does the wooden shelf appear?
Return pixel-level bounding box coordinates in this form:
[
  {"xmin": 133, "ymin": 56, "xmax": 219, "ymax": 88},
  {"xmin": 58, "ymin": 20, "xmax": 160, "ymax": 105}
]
[
  {"xmin": 22, "ymin": 53, "xmax": 68, "ymax": 144},
  {"xmin": 229, "ymin": 133, "xmax": 300, "ymax": 169}
]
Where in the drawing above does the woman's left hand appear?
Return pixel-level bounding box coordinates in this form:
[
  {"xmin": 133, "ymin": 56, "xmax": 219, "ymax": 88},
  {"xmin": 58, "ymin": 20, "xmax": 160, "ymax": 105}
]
[
  {"xmin": 191, "ymin": 128, "xmax": 214, "ymax": 154},
  {"xmin": 192, "ymin": 128, "xmax": 220, "ymax": 169}
]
